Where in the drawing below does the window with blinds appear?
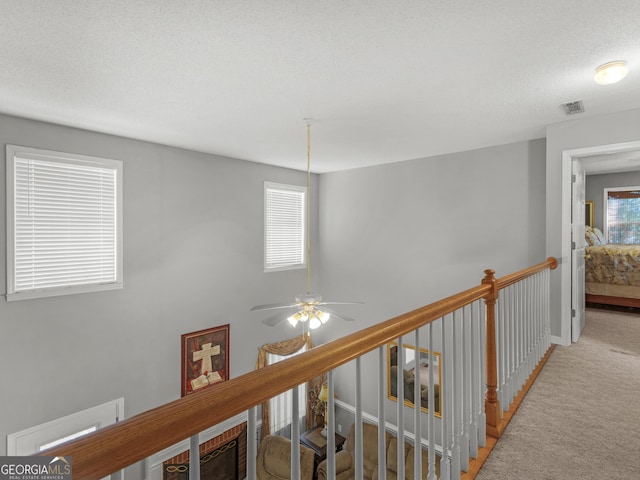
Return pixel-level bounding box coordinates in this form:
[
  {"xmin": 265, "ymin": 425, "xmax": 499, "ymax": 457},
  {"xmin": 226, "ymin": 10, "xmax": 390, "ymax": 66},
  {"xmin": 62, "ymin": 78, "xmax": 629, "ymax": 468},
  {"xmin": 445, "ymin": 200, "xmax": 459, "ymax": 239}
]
[
  {"xmin": 264, "ymin": 182, "xmax": 306, "ymax": 271},
  {"xmin": 6, "ymin": 145, "xmax": 123, "ymax": 300},
  {"xmin": 605, "ymin": 187, "xmax": 640, "ymax": 244}
]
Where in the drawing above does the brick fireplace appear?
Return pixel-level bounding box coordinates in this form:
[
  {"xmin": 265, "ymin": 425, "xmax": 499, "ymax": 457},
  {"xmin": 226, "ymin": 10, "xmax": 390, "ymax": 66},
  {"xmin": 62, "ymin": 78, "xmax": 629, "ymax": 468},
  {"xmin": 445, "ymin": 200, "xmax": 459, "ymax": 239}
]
[{"xmin": 163, "ymin": 422, "xmax": 247, "ymax": 480}]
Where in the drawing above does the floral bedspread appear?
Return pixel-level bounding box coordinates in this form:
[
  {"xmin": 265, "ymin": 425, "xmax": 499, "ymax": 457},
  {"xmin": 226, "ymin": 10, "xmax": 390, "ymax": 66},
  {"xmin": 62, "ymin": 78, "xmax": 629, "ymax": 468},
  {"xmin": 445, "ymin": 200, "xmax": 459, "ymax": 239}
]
[{"xmin": 585, "ymin": 244, "xmax": 640, "ymax": 286}]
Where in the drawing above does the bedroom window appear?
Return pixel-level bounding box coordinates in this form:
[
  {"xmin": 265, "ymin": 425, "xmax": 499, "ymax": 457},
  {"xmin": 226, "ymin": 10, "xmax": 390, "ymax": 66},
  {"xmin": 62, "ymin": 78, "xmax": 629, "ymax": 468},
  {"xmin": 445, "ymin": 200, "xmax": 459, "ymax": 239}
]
[
  {"xmin": 605, "ymin": 187, "xmax": 640, "ymax": 244},
  {"xmin": 6, "ymin": 145, "xmax": 123, "ymax": 300},
  {"xmin": 264, "ymin": 182, "xmax": 306, "ymax": 271}
]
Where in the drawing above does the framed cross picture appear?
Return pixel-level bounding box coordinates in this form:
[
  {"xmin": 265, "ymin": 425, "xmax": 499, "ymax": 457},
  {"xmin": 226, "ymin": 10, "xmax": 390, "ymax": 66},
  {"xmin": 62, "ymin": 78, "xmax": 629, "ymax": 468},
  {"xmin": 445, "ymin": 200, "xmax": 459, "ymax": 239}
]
[{"xmin": 181, "ymin": 324, "xmax": 230, "ymax": 396}]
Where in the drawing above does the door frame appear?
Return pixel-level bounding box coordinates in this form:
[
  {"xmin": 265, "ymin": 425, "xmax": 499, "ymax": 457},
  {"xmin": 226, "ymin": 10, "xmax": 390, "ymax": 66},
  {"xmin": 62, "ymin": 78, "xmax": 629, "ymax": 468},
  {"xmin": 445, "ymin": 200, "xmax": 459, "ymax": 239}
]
[{"xmin": 560, "ymin": 140, "xmax": 640, "ymax": 345}]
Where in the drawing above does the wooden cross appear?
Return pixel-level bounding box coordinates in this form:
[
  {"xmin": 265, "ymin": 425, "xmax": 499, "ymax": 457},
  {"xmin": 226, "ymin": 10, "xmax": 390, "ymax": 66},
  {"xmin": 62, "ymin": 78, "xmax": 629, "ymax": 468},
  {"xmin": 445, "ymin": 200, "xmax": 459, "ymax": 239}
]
[{"xmin": 192, "ymin": 343, "xmax": 221, "ymax": 375}]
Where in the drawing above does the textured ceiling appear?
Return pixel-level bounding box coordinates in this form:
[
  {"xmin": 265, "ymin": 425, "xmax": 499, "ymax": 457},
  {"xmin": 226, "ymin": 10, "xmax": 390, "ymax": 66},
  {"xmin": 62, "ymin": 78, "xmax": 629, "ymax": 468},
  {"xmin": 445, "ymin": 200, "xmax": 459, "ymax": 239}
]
[{"xmin": 1, "ymin": 1, "xmax": 639, "ymax": 173}]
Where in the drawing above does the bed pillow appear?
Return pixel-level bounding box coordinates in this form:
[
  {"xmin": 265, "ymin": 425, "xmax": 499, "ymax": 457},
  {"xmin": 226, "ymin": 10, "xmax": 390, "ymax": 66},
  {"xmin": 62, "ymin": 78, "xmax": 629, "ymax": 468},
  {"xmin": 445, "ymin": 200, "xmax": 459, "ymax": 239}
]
[
  {"xmin": 593, "ymin": 227, "xmax": 606, "ymax": 245},
  {"xmin": 585, "ymin": 229, "xmax": 599, "ymax": 246}
]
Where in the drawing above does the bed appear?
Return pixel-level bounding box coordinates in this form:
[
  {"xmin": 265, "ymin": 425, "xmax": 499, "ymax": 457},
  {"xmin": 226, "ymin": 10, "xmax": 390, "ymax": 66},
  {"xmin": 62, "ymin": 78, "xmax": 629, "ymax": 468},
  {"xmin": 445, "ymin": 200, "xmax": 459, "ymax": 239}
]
[{"xmin": 585, "ymin": 226, "xmax": 640, "ymax": 308}]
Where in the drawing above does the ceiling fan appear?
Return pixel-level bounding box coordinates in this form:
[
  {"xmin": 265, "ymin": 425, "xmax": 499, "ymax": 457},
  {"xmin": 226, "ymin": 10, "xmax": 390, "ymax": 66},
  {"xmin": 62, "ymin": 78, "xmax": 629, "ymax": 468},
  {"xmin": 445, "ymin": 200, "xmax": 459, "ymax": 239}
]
[{"xmin": 252, "ymin": 119, "xmax": 362, "ymax": 329}]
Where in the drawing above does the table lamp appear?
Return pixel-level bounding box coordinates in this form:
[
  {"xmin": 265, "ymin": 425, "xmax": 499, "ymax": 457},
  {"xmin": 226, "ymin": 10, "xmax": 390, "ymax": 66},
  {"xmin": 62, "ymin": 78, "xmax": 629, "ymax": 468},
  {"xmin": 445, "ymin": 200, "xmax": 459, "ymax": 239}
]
[{"xmin": 318, "ymin": 383, "xmax": 329, "ymax": 437}]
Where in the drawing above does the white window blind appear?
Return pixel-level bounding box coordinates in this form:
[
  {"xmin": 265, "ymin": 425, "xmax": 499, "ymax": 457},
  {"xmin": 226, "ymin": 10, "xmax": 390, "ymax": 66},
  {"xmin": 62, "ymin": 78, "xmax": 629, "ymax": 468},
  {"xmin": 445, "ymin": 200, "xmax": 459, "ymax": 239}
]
[
  {"xmin": 606, "ymin": 187, "xmax": 640, "ymax": 244},
  {"xmin": 264, "ymin": 182, "xmax": 306, "ymax": 271},
  {"xmin": 6, "ymin": 145, "xmax": 123, "ymax": 300}
]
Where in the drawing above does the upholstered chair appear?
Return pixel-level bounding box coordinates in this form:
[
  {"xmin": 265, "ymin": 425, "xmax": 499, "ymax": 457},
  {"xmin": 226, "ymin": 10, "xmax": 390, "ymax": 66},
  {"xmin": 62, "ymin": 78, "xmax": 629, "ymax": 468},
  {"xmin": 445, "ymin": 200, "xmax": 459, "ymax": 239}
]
[
  {"xmin": 317, "ymin": 422, "xmax": 440, "ymax": 480},
  {"xmin": 256, "ymin": 434, "xmax": 315, "ymax": 480}
]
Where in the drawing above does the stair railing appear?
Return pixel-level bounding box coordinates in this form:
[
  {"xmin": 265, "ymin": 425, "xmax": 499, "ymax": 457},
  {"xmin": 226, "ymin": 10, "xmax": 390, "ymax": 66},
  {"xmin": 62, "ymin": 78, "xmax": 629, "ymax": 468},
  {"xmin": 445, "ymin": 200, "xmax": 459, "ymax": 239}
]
[{"xmin": 42, "ymin": 257, "xmax": 557, "ymax": 480}]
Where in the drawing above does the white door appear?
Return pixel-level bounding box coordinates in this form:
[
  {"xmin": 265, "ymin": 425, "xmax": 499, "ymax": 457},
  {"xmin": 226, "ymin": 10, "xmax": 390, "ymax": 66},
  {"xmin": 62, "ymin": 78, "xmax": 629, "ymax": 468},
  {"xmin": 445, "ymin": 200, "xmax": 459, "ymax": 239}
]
[{"xmin": 571, "ymin": 160, "xmax": 586, "ymax": 342}]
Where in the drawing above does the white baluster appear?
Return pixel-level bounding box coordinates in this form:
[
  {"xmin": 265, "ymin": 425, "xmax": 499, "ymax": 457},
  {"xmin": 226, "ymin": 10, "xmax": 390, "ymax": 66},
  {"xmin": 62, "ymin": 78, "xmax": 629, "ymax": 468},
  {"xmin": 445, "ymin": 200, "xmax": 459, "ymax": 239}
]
[
  {"xmin": 460, "ymin": 306, "xmax": 470, "ymax": 472},
  {"xmin": 451, "ymin": 311, "xmax": 461, "ymax": 479},
  {"xmin": 326, "ymin": 370, "xmax": 336, "ymax": 480},
  {"xmin": 414, "ymin": 330, "xmax": 422, "ymax": 480},
  {"xmin": 378, "ymin": 347, "xmax": 386, "ymax": 479},
  {"xmin": 468, "ymin": 302, "xmax": 479, "ymax": 457},
  {"xmin": 427, "ymin": 323, "xmax": 437, "ymax": 480},
  {"xmin": 440, "ymin": 315, "xmax": 451, "ymax": 480},
  {"xmin": 396, "ymin": 337, "xmax": 405, "ymax": 480},
  {"xmin": 189, "ymin": 434, "xmax": 200, "ymax": 480},
  {"xmin": 478, "ymin": 301, "xmax": 487, "ymax": 446},
  {"xmin": 246, "ymin": 407, "xmax": 257, "ymax": 480},
  {"xmin": 354, "ymin": 358, "xmax": 362, "ymax": 480},
  {"xmin": 509, "ymin": 285, "xmax": 517, "ymax": 405},
  {"xmin": 497, "ymin": 292, "xmax": 506, "ymax": 409},
  {"xmin": 290, "ymin": 386, "xmax": 300, "ymax": 480}
]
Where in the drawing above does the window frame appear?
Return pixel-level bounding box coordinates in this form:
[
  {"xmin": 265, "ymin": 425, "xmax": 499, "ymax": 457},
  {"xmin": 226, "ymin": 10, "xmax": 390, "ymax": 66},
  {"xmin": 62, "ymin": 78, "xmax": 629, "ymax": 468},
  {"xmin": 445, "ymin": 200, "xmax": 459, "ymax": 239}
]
[
  {"xmin": 7, "ymin": 397, "xmax": 124, "ymax": 455},
  {"xmin": 6, "ymin": 145, "xmax": 124, "ymax": 301},
  {"xmin": 264, "ymin": 181, "xmax": 306, "ymax": 272}
]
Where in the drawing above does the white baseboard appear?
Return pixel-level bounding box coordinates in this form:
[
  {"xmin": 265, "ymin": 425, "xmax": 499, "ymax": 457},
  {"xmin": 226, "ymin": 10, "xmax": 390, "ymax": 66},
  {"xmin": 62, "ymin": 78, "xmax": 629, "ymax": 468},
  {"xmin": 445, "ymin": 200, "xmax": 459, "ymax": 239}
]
[{"xmin": 551, "ymin": 334, "xmax": 569, "ymax": 346}]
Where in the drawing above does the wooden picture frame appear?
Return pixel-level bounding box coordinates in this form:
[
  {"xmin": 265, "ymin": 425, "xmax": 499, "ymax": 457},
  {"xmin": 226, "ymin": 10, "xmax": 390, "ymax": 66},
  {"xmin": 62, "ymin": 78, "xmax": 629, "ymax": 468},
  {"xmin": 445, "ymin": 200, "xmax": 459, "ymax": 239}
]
[
  {"xmin": 181, "ymin": 324, "xmax": 230, "ymax": 396},
  {"xmin": 585, "ymin": 200, "xmax": 594, "ymax": 227},
  {"xmin": 387, "ymin": 342, "xmax": 442, "ymax": 417}
]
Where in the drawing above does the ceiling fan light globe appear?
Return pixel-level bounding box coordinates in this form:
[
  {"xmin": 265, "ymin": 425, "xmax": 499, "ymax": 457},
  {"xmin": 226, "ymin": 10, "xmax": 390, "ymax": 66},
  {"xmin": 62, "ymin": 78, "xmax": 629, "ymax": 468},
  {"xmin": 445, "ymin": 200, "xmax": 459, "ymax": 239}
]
[
  {"xmin": 317, "ymin": 310, "xmax": 330, "ymax": 324},
  {"xmin": 287, "ymin": 312, "xmax": 302, "ymax": 327},
  {"xmin": 309, "ymin": 317, "xmax": 321, "ymax": 329}
]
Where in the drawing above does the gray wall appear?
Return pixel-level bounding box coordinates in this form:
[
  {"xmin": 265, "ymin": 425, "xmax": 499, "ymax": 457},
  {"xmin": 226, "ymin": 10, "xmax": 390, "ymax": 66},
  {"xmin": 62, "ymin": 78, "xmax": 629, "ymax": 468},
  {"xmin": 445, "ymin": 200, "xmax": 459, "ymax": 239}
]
[
  {"xmin": 0, "ymin": 114, "xmax": 319, "ymax": 457},
  {"xmin": 315, "ymin": 138, "xmax": 547, "ymax": 416},
  {"xmin": 586, "ymin": 171, "xmax": 640, "ymax": 233},
  {"xmin": 546, "ymin": 107, "xmax": 640, "ymax": 342}
]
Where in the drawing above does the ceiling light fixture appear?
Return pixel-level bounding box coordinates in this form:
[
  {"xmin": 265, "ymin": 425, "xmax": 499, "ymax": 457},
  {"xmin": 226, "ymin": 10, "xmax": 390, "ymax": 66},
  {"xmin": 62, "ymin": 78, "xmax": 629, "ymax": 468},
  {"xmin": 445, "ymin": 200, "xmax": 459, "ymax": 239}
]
[
  {"xmin": 594, "ymin": 61, "xmax": 628, "ymax": 85},
  {"xmin": 251, "ymin": 119, "xmax": 362, "ymax": 330}
]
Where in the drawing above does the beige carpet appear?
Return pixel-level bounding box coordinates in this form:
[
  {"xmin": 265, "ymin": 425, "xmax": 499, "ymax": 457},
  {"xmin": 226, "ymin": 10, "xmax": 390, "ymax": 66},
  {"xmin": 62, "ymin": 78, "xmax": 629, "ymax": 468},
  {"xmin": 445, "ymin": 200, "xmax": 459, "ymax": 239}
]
[{"xmin": 476, "ymin": 307, "xmax": 640, "ymax": 480}]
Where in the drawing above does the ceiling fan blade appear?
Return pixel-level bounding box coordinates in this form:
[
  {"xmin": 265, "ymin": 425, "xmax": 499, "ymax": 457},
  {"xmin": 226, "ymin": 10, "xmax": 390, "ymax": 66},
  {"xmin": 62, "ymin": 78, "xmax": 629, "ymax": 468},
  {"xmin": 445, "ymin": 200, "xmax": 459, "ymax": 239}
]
[
  {"xmin": 319, "ymin": 307, "xmax": 356, "ymax": 322},
  {"xmin": 262, "ymin": 311, "xmax": 291, "ymax": 327},
  {"xmin": 251, "ymin": 302, "xmax": 298, "ymax": 312}
]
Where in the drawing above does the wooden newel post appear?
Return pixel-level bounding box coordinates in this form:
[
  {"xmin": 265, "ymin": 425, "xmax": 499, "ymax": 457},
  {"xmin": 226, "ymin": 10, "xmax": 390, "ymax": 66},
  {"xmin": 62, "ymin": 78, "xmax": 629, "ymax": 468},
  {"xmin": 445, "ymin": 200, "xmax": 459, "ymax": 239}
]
[{"xmin": 482, "ymin": 269, "xmax": 503, "ymax": 438}]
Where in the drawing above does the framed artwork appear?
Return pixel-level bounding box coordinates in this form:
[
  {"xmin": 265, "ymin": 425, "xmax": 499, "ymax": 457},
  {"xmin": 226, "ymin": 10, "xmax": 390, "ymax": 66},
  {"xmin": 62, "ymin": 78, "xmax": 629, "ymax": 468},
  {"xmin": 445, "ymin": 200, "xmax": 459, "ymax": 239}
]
[
  {"xmin": 387, "ymin": 342, "xmax": 442, "ymax": 417},
  {"xmin": 181, "ymin": 324, "xmax": 230, "ymax": 396},
  {"xmin": 585, "ymin": 200, "xmax": 594, "ymax": 227}
]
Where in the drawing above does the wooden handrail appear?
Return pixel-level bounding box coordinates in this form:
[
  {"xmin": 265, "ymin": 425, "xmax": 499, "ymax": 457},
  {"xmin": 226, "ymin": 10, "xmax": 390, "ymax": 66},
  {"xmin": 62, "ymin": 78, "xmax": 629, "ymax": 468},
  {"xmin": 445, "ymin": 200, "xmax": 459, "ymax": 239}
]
[
  {"xmin": 42, "ymin": 259, "xmax": 558, "ymax": 479},
  {"xmin": 495, "ymin": 257, "xmax": 558, "ymax": 290}
]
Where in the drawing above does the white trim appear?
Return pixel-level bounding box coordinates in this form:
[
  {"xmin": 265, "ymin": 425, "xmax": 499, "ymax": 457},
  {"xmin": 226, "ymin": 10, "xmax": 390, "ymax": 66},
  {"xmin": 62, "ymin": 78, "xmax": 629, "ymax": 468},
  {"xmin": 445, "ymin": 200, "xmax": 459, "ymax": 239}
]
[
  {"xmin": 146, "ymin": 412, "xmax": 247, "ymax": 480},
  {"xmin": 7, "ymin": 397, "xmax": 124, "ymax": 455},
  {"xmin": 560, "ymin": 140, "xmax": 640, "ymax": 346},
  {"xmin": 7, "ymin": 283, "xmax": 124, "ymax": 301}
]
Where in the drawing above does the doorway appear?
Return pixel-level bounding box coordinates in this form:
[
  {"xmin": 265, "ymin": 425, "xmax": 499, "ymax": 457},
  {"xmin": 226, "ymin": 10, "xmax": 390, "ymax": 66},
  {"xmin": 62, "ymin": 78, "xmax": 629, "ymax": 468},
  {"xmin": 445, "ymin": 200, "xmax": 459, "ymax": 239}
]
[{"xmin": 561, "ymin": 141, "xmax": 640, "ymax": 344}]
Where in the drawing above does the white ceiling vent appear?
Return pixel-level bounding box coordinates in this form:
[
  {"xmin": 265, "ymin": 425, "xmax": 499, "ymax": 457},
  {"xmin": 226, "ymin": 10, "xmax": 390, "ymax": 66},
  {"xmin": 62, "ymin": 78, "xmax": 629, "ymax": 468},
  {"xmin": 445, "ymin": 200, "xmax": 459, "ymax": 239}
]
[{"xmin": 562, "ymin": 100, "xmax": 585, "ymax": 115}]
